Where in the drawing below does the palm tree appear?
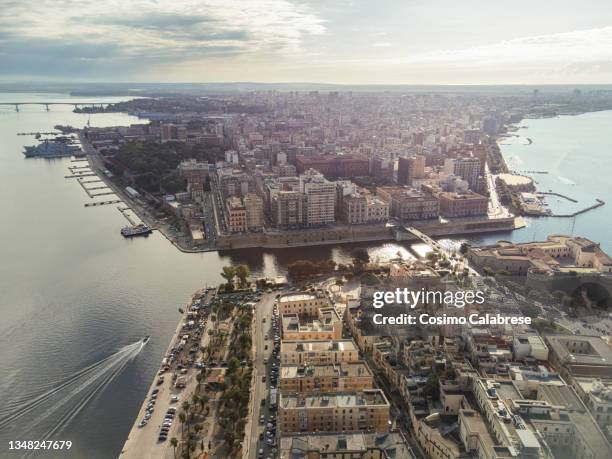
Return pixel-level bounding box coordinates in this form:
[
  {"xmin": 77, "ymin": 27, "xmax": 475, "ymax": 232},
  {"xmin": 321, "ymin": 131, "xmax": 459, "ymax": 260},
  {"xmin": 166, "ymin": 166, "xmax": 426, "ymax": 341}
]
[
  {"xmin": 170, "ymin": 437, "xmax": 179, "ymax": 459},
  {"xmin": 200, "ymin": 394, "xmax": 209, "ymax": 413},
  {"xmin": 178, "ymin": 412, "xmax": 186, "ymax": 439}
]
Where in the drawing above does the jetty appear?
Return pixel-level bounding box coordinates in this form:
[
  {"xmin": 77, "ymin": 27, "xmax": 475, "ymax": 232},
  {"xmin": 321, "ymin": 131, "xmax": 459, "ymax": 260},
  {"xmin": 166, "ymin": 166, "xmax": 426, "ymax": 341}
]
[
  {"xmin": 84, "ymin": 200, "xmax": 122, "ymax": 207},
  {"xmin": 550, "ymin": 199, "xmax": 605, "ymax": 218},
  {"xmin": 537, "ymin": 192, "xmax": 578, "ymax": 203}
]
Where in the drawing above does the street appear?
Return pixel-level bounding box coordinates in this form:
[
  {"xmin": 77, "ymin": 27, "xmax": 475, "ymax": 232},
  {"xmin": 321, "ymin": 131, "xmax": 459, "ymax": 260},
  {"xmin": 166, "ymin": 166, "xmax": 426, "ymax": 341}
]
[{"xmin": 247, "ymin": 292, "xmax": 277, "ymax": 459}]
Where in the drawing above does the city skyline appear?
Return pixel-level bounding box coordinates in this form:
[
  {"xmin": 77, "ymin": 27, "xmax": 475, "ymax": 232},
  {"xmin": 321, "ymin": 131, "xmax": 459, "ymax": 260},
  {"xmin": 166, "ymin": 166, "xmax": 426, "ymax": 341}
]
[{"xmin": 2, "ymin": 0, "xmax": 612, "ymax": 84}]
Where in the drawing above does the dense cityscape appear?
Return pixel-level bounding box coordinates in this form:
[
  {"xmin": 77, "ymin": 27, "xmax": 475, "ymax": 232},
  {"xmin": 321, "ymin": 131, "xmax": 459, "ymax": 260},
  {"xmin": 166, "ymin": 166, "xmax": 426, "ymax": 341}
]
[
  {"xmin": 70, "ymin": 89, "xmax": 612, "ymax": 254},
  {"xmin": 41, "ymin": 88, "xmax": 608, "ymax": 459},
  {"xmin": 3, "ymin": 1, "xmax": 612, "ymax": 458}
]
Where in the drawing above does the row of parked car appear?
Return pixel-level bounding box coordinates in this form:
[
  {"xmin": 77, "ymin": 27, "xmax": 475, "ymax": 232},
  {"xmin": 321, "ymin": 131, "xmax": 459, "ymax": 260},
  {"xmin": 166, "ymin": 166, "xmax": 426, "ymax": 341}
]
[
  {"xmin": 158, "ymin": 406, "xmax": 177, "ymax": 442},
  {"xmin": 258, "ymin": 297, "xmax": 282, "ymax": 458},
  {"xmin": 138, "ymin": 388, "xmax": 160, "ymax": 428}
]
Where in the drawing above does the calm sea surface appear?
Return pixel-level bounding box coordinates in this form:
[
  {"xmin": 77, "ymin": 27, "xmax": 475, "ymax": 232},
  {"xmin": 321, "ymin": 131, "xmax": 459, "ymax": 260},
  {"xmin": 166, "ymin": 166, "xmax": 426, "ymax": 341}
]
[{"xmin": 0, "ymin": 93, "xmax": 609, "ymax": 458}]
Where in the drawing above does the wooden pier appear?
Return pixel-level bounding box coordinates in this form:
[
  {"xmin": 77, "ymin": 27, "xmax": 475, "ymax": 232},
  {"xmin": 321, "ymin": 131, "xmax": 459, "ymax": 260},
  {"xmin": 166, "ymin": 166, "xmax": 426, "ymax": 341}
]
[
  {"xmin": 90, "ymin": 191, "xmax": 116, "ymax": 198},
  {"xmin": 65, "ymin": 173, "xmax": 96, "ymax": 178}
]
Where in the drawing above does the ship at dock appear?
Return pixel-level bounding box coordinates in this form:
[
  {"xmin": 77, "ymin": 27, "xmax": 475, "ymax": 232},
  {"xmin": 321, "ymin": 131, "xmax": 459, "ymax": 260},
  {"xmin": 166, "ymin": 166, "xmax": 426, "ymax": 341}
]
[
  {"xmin": 23, "ymin": 136, "xmax": 83, "ymax": 158},
  {"xmin": 121, "ymin": 223, "xmax": 152, "ymax": 238}
]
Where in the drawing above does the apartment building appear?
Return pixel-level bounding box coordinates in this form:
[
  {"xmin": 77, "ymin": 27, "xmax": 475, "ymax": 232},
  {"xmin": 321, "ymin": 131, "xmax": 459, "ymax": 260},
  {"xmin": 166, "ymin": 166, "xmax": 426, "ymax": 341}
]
[
  {"xmin": 278, "ymin": 389, "xmax": 390, "ymax": 433},
  {"xmin": 280, "ymin": 339, "xmax": 359, "ymax": 365},
  {"xmin": 277, "ymin": 292, "xmax": 329, "ymax": 316},
  {"xmin": 295, "ymin": 154, "xmax": 369, "ymax": 179},
  {"xmin": 438, "ymin": 191, "xmax": 488, "ymax": 217},
  {"xmin": 280, "ymin": 361, "xmax": 373, "ymax": 394},
  {"xmin": 243, "ymin": 193, "xmax": 264, "ymax": 230},
  {"xmin": 573, "ymin": 377, "xmax": 612, "ymax": 428},
  {"xmin": 270, "ymin": 190, "xmax": 307, "ymax": 228},
  {"xmin": 444, "ymin": 157, "xmax": 481, "ymax": 191},
  {"xmin": 300, "ymin": 169, "xmax": 336, "ymax": 226},
  {"xmin": 279, "ymin": 432, "xmax": 415, "ymax": 459},
  {"xmin": 397, "ymin": 155, "xmax": 426, "ymax": 186},
  {"xmin": 376, "ymin": 186, "xmax": 439, "ymax": 221},
  {"xmin": 281, "ymin": 307, "xmax": 342, "ymax": 341},
  {"xmin": 225, "ymin": 196, "xmax": 247, "ymax": 233},
  {"xmin": 342, "ymin": 193, "xmax": 390, "ymax": 225}
]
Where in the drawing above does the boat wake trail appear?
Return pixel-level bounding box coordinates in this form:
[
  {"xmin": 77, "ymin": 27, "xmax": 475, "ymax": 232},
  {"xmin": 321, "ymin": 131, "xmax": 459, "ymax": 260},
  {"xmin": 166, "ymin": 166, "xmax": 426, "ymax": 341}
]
[{"xmin": 0, "ymin": 340, "xmax": 145, "ymax": 436}]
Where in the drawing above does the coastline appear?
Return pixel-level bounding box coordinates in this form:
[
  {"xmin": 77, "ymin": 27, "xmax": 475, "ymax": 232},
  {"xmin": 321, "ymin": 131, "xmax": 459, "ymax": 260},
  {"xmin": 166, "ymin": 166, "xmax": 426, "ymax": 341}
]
[
  {"xmin": 120, "ymin": 288, "xmax": 213, "ymax": 459},
  {"xmin": 79, "ymin": 132, "xmax": 522, "ymax": 253}
]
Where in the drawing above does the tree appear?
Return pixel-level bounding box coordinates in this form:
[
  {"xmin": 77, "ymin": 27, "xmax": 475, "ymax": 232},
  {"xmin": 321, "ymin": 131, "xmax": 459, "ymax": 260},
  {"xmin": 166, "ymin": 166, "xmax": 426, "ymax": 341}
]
[
  {"xmin": 178, "ymin": 412, "xmax": 186, "ymax": 438},
  {"xmin": 235, "ymin": 264, "xmax": 251, "ymax": 287},
  {"xmin": 170, "ymin": 437, "xmax": 179, "ymax": 459},
  {"xmin": 220, "ymin": 266, "xmax": 236, "ymax": 288},
  {"xmin": 352, "ymin": 248, "xmax": 370, "ymax": 265}
]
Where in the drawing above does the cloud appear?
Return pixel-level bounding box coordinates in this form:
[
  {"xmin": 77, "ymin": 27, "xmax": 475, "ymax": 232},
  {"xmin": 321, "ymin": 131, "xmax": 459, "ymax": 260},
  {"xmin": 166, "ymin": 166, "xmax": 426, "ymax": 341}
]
[
  {"xmin": 0, "ymin": 0, "xmax": 326, "ymax": 79},
  {"xmin": 402, "ymin": 27, "xmax": 612, "ymax": 65},
  {"xmin": 277, "ymin": 26, "xmax": 612, "ymax": 84},
  {"xmin": 373, "ymin": 42, "xmax": 392, "ymax": 47}
]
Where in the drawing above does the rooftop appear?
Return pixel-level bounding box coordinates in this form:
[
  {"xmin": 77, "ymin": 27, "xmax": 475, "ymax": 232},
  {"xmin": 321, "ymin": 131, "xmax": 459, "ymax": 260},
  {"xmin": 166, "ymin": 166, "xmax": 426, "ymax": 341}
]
[
  {"xmin": 279, "ymin": 432, "xmax": 414, "ymax": 459},
  {"xmin": 280, "ymin": 389, "xmax": 389, "ymax": 409},
  {"xmin": 278, "ymin": 292, "xmax": 320, "ymax": 303},
  {"xmin": 280, "ymin": 361, "xmax": 372, "ymax": 380},
  {"xmin": 281, "ymin": 339, "xmax": 357, "ymax": 353}
]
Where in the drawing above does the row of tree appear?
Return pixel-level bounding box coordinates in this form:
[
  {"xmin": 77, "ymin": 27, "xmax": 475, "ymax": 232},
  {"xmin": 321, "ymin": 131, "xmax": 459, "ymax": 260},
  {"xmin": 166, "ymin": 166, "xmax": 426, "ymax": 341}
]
[{"xmin": 220, "ymin": 264, "xmax": 251, "ymax": 290}]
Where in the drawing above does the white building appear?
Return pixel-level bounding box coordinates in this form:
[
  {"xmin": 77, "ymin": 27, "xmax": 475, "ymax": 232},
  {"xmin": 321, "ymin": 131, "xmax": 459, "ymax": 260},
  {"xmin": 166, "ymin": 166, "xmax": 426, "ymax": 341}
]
[{"xmin": 300, "ymin": 169, "xmax": 336, "ymax": 226}]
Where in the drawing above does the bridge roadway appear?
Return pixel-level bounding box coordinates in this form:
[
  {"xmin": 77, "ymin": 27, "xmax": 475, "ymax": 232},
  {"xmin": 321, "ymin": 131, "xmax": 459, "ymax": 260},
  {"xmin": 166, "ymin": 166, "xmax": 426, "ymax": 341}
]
[
  {"xmin": 403, "ymin": 225, "xmax": 479, "ymax": 276},
  {"xmin": 0, "ymin": 102, "xmax": 109, "ymax": 111}
]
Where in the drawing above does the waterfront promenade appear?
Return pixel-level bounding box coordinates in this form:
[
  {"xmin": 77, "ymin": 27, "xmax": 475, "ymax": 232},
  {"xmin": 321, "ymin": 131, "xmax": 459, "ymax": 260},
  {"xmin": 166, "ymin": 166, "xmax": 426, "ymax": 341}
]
[{"xmin": 119, "ymin": 289, "xmax": 215, "ymax": 459}]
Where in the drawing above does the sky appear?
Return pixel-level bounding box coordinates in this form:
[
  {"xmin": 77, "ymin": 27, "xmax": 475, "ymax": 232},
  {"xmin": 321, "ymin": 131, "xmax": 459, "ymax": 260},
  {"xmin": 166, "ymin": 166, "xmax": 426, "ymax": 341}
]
[{"xmin": 1, "ymin": 0, "xmax": 612, "ymax": 84}]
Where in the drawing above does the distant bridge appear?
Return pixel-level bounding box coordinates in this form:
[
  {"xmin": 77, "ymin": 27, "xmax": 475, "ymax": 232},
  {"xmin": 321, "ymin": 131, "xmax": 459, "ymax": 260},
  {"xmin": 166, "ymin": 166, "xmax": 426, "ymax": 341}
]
[{"xmin": 0, "ymin": 102, "xmax": 110, "ymax": 112}]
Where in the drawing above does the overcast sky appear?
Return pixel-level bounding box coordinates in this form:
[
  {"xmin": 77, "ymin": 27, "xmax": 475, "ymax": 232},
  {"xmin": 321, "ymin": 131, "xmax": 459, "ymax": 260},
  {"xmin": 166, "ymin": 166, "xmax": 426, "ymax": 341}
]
[{"xmin": 2, "ymin": 0, "xmax": 612, "ymax": 84}]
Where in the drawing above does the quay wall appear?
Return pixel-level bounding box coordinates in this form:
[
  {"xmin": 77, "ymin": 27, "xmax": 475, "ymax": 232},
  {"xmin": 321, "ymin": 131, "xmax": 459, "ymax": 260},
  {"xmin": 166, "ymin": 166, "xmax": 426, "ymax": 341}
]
[{"xmin": 215, "ymin": 217, "xmax": 519, "ymax": 251}]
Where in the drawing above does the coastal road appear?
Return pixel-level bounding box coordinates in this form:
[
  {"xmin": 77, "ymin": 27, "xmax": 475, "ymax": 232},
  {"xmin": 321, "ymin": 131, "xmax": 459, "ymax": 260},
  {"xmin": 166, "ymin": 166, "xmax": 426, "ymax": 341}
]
[
  {"xmin": 120, "ymin": 290, "xmax": 214, "ymax": 459},
  {"xmin": 485, "ymin": 163, "xmax": 510, "ymax": 219},
  {"xmin": 247, "ymin": 293, "xmax": 275, "ymax": 459}
]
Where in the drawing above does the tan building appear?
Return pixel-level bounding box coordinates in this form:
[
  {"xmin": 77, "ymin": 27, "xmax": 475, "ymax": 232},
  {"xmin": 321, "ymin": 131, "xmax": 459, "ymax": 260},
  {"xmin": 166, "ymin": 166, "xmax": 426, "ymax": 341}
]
[
  {"xmin": 343, "ymin": 193, "xmax": 368, "ymax": 224},
  {"xmin": 468, "ymin": 235, "xmax": 612, "ymax": 276},
  {"xmin": 277, "ymin": 292, "xmax": 329, "ymax": 316},
  {"xmin": 270, "ymin": 190, "xmax": 307, "ymax": 228},
  {"xmin": 545, "ymin": 334, "xmax": 612, "ymax": 381},
  {"xmin": 366, "ymin": 195, "xmax": 390, "ymax": 223},
  {"xmin": 278, "ymin": 389, "xmax": 390, "ymax": 433},
  {"xmin": 343, "ymin": 193, "xmax": 389, "ymax": 224},
  {"xmin": 438, "ymin": 191, "xmax": 488, "ymax": 217},
  {"xmin": 280, "ymin": 361, "xmax": 373, "ymax": 394},
  {"xmin": 280, "ymin": 339, "xmax": 359, "ymax": 365},
  {"xmin": 376, "ymin": 186, "xmax": 439, "ymax": 221},
  {"xmin": 225, "ymin": 196, "xmax": 247, "ymax": 233},
  {"xmin": 279, "ymin": 432, "xmax": 415, "ymax": 459},
  {"xmin": 281, "ymin": 307, "xmax": 342, "ymax": 341},
  {"xmin": 572, "ymin": 377, "xmax": 612, "ymax": 428},
  {"xmin": 243, "ymin": 193, "xmax": 264, "ymax": 230}
]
